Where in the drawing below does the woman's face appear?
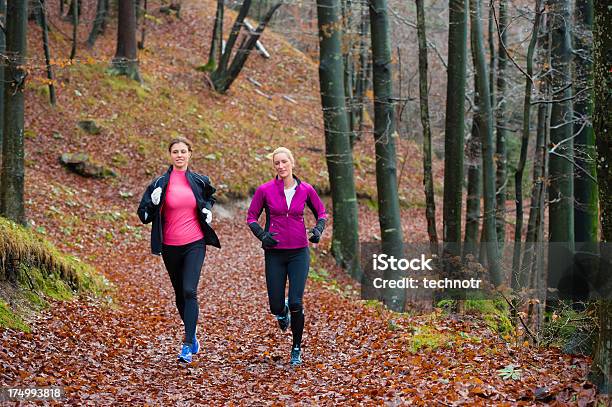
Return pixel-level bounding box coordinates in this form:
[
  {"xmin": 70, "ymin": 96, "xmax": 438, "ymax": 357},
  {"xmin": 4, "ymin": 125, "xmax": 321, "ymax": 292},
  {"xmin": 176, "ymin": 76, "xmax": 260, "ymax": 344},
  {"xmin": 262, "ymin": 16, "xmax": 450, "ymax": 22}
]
[
  {"xmin": 273, "ymin": 152, "xmax": 293, "ymax": 179},
  {"xmin": 170, "ymin": 142, "xmax": 191, "ymax": 170}
]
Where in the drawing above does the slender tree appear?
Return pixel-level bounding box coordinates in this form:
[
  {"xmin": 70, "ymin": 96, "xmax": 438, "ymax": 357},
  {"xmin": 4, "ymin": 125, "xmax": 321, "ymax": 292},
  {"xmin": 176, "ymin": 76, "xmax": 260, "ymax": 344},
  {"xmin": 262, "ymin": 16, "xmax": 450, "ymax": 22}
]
[
  {"xmin": 470, "ymin": 0, "xmax": 502, "ymax": 284},
  {"xmin": 204, "ymin": 0, "xmax": 224, "ymax": 72},
  {"xmin": 573, "ymin": 0, "xmax": 598, "ymax": 247},
  {"xmin": 208, "ymin": 0, "xmax": 281, "ymax": 92},
  {"xmin": 464, "ymin": 100, "xmax": 482, "ymax": 258},
  {"xmin": 547, "ymin": 0, "xmax": 574, "ymax": 295},
  {"xmin": 1, "ymin": 0, "xmax": 27, "ymax": 224},
  {"xmin": 39, "ymin": 0, "xmax": 56, "ymax": 105},
  {"xmin": 69, "ymin": 0, "xmax": 78, "ymax": 59},
  {"xmin": 317, "ymin": 0, "xmax": 361, "ymax": 279},
  {"xmin": 512, "ymin": 0, "xmax": 543, "ymax": 288},
  {"xmin": 370, "ymin": 0, "xmax": 405, "ymax": 311},
  {"xmin": 494, "ymin": 0, "xmax": 508, "ymax": 247},
  {"xmin": 443, "ymin": 0, "xmax": 468, "ymax": 261},
  {"xmin": 590, "ymin": 0, "xmax": 611, "ymax": 393},
  {"xmin": 415, "ymin": 0, "xmax": 438, "ymax": 255},
  {"xmin": 110, "ymin": 0, "xmax": 141, "ymax": 81},
  {"xmin": 87, "ymin": 0, "xmax": 108, "ymax": 48},
  {"xmin": 0, "ymin": 0, "xmax": 6, "ymax": 159}
]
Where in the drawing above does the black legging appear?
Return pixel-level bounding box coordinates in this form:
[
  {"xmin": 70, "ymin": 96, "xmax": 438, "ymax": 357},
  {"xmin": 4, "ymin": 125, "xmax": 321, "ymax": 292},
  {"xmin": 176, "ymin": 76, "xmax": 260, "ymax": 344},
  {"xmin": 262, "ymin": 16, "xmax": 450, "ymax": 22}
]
[
  {"xmin": 161, "ymin": 239, "xmax": 206, "ymax": 345},
  {"xmin": 264, "ymin": 247, "xmax": 310, "ymax": 348}
]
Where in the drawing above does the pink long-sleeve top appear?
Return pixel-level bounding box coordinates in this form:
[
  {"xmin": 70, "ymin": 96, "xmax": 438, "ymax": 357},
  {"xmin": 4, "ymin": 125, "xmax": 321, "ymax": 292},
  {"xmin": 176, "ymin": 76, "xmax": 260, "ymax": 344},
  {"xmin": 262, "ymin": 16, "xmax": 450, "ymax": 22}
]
[{"xmin": 162, "ymin": 169, "xmax": 204, "ymax": 246}]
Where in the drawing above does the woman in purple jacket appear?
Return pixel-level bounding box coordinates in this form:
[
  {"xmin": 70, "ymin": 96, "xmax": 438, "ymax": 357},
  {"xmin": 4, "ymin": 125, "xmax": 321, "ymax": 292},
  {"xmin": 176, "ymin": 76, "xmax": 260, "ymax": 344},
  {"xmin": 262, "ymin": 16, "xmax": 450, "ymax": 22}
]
[{"xmin": 247, "ymin": 147, "xmax": 327, "ymax": 366}]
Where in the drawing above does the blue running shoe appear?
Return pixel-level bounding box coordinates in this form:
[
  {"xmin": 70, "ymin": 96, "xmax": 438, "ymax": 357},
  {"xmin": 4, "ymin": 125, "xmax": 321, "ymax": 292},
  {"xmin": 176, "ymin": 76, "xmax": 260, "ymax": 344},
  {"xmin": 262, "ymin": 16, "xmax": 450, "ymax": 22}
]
[
  {"xmin": 191, "ymin": 336, "xmax": 200, "ymax": 354},
  {"xmin": 178, "ymin": 343, "xmax": 193, "ymax": 363},
  {"xmin": 275, "ymin": 299, "xmax": 290, "ymax": 332},
  {"xmin": 290, "ymin": 346, "xmax": 302, "ymax": 366},
  {"xmin": 191, "ymin": 326, "xmax": 200, "ymax": 354}
]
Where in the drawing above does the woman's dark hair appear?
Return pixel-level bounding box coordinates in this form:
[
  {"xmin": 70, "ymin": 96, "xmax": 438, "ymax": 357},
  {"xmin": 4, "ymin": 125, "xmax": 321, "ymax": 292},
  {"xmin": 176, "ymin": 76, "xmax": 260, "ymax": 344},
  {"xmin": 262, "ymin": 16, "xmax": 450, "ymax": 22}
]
[{"xmin": 168, "ymin": 137, "xmax": 193, "ymax": 152}]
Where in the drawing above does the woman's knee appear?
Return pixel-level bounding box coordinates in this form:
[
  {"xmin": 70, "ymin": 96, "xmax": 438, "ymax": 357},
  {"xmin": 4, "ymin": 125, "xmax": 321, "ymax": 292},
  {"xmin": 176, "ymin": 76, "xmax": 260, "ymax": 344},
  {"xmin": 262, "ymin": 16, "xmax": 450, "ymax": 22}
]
[
  {"xmin": 182, "ymin": 287, "xmax": 198, "ymax": 300},
  {"xmin": 288, "ymin": 301, "xmax": 303, "ymax": 314}
]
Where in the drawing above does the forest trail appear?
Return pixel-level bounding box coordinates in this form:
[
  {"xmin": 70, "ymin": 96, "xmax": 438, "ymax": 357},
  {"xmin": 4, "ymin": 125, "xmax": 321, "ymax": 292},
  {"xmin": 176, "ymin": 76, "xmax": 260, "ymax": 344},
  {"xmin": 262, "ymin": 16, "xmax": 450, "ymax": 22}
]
[{"xmin": 0, "ymin": 211, "xmax": 595, "ymax": 405}]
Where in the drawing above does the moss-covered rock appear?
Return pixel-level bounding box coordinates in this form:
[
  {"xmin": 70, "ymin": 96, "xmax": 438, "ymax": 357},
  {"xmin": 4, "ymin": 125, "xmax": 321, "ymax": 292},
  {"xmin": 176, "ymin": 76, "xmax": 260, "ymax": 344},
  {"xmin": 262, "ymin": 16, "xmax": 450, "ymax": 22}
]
[
  {"xmin": 59, "ymin": 152, "xmax": 117, "ymax": 178},
  {"xmin": 0, "ymin": 217, "xmax": 113, "ymax": 331}
]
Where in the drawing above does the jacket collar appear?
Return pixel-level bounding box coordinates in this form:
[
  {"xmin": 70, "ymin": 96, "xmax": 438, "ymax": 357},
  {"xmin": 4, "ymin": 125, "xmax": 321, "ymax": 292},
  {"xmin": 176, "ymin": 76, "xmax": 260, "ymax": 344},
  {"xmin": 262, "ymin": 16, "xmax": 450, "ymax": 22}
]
[{"xmin": 274, "ymin": 175, "xmax": 301, "ymax": 193}]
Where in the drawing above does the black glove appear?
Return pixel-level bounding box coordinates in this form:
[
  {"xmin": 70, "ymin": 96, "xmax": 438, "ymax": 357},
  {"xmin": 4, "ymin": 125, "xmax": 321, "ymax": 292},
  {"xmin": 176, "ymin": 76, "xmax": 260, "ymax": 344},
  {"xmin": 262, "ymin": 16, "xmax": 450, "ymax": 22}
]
[
  {"xmin": 308, "ymin": 218, "xmax": 326, "ymax": 243},
  {"xmin": 248, "ymin": 222, "xmax": 279, "ymax": 248}
]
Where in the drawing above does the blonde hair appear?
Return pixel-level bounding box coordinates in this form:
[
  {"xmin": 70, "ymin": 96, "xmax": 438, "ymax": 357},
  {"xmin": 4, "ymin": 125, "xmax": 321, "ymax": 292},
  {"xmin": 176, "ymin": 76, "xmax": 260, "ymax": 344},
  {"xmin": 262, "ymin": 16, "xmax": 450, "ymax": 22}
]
[{"xmin": 271, "ymin": 147, "xmax": 295, "ymax": 166}]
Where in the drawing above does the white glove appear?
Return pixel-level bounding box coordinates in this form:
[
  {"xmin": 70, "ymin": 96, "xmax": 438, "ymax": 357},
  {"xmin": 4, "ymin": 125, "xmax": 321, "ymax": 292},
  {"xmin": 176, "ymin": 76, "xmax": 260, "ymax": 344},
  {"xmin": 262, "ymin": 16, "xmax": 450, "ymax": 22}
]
[
  {"xmin": 151, "ymin": 187, "xmax": 162, "ymax": 206},
  {"xmin": 202, "ymin": 208, "xmax": 212, "ymax": 224}
]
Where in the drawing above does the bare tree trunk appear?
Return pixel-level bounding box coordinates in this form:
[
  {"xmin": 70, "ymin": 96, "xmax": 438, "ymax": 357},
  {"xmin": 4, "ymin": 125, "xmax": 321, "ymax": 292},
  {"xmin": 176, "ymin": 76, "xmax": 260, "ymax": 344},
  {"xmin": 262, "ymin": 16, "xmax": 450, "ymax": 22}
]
[
  {"xmin": 317, "ymin": 0, "xmax": 361, "ymax": 279},
  {"xmin": 1, "ymin": 0, "xmax": 27, "ymax": 225},
  {"xmin": 573, "ymin": 0, "xmax": 598, "ymax": 248},
  {"xmin": 87, "ymin": 0, "xmax": 107, "ymax": 48},
  {"xmin": 205, "ymin": 0, "xmax": 224, "ymax": 71},
  {"xmin": 39, "ymin": 0, "xmax": 56, "ymax": 105},
  {"xmin": 512, "ymin": 0, "xmax": 543, "ymax": 289},
  {"xmin": 546, "ymin": 0, "xmax": 574, "ymax": 300},
  {"xmin": 69, "ymin": 0, "xmax": 78, "ymax": 59},
  {"xmin": 495, "ymin": 0, "xmax": 508, "ymax": 247},
  {"xmin": 416, "ymin": 0, "xmax": 438, "ymax": 255},
  {"xmin": 590, "ymin": 0, "xmax": 612, "ymax": 394},
  {"xmin": 0, "ymin": 0, "xmax": 5, "ymax": 159},
  {"xmin": 138, "ymin": 0, "xmax": 147, "ymax": 49},
  {"xmin": 110, "ymin": 0, "xmax": 141, "ymax": 81},
  {"xmin": 443, "ymin": 0, "xmax": 468, "ymax": 263},
  {"xmin": 470, "ymin": 0, "xmax": 502, "ymax": 284}
]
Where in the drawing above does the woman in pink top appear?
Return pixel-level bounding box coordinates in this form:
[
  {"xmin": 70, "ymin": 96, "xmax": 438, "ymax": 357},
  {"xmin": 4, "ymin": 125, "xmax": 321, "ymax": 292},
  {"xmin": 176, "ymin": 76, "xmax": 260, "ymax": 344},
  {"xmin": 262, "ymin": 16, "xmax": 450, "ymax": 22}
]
[{"xmin": 137, "ymin": 137, "xmax": 220, "ymax": 364}]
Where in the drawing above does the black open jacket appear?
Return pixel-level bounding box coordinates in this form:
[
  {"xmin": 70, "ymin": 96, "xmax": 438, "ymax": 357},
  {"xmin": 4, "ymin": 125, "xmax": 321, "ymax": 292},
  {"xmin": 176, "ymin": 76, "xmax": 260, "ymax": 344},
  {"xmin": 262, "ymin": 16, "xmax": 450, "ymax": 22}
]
[{"xmin": 137, "ymin": 166, "xmax": 221, "ymax": 255}]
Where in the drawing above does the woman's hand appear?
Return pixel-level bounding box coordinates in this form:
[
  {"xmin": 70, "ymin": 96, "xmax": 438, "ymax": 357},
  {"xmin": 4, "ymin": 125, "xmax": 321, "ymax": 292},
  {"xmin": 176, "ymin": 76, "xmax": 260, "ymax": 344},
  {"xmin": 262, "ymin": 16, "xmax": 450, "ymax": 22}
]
[
  {"xmin": 202, "ymin": 208, "xmax": 212, "ymax": 224},
  {"xmin": 151, "ymin": 187, "xmax": 162, "ymax": 205}
]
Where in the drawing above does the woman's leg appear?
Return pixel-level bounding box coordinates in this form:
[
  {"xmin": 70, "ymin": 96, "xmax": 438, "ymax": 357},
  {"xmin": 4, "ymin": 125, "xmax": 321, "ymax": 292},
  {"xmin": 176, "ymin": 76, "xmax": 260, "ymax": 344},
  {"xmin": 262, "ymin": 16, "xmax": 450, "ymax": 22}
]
[
  {"xmin": 287, "ymin": 247, "xmax": 310, "ymax": 349},
  {"xmin": 264, "ymin": 250, "xmax": 289, "ymax": 317},
  {"xmin": 162, "ymin": 245, "xmax": 185, "ymax": 321},
  {"xmin": 180, "ymin": 241, "xmax": 206, "ymax": 345}
]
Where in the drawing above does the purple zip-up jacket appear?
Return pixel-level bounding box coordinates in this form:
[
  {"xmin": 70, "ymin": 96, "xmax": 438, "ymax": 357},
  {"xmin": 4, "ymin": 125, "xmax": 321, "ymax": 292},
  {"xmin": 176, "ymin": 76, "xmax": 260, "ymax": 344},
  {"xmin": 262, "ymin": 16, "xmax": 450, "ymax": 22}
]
[{"xmin": 247, "ymin": 176, "xmax": 327, "ymax": 249}]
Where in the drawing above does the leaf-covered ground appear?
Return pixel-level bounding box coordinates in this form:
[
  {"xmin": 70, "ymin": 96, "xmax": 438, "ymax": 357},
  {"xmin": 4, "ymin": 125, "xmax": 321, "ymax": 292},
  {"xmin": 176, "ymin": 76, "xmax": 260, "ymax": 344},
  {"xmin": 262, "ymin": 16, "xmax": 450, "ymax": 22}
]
[{"xmin": 0, "ymin": 0, "xmax": 604, "ymax": 404}]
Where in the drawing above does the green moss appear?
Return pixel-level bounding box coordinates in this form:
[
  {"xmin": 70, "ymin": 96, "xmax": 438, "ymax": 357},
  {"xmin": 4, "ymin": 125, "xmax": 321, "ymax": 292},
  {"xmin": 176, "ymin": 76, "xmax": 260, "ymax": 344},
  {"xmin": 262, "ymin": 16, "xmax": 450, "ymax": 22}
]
[
  {"xmin": 0, "ymin": 217, "xmax": 113, "ymax": 301},
  {"xmin": 408, "ymin": 325, "xmax": 453, "ymax": 353},
  {"xmin": 464, "ymin": 299, "xmax": 514, "ymax": 336},
  {"xmin": 103, "ymin": 75, "xmax": 149, "ymax": 100},
  {"xmin": 0, "ymin": 300, "xmax": 30, "ymax": 332}
]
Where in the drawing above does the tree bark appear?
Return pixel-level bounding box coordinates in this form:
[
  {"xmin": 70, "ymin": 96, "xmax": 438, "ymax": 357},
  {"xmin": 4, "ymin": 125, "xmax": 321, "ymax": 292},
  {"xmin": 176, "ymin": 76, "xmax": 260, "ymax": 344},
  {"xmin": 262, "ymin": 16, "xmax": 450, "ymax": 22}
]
[
  {"xmin": 205, "ymin": 0, "xmax": 225, "ymax": 72},
  {"xmin": 69, "ymin": 0, "xmax": 78, "ymax": 59},
  {"xmin": 87, "ymin": 0, "xmax": 107, "ymax": 48},
  {"xmin": 369, "ymin": 0, "xmax": 405, "ymax": 311},
  {"xmin": 39, "ymin": 0, "xmax": 56, "ymax": 105},
  {"xmin": 495, "ymin": 0, "xmax": 508, "ymax": 247},
  {"xmin": 1, "ymin": 0, "xmax": 27, "ymax": 225},
  {"xmin": 512, "ymin": 0, "xmax": 543, "ymax": 290},
  {"xmin": 110, "ymin": 0, "xmax": 141, "ymax": 82},
  {"xmin": 470, "ymin": 0, "xmax": 502, "ymax": 284},
  {"xmin": 443, "ymin": 0, "xmax": 468, "ymax": 261},
  {"xmin": 464, "ymin": 103, "xmax": 482, "ymax": 258},
  {"xmin": 546, "ymin": 0, "xmax": 574, "ymax": 298},
  {"xmin": 0, "ymin": 0, "xmax": 6, "ymax": 159},
  {"xmin": 573, "ymin": 0, "xmax": 598, "ymax": 247},
  {"xmin": 590, "ymin": 0, "xmax": 612, "ymax": 394},
  {"xmin": 317, "ymin": 0, "xmax": 361, "ymax": 279},
  {"xmin": 415, "ymin": 0, "xmax": 438, "ymax": 255},
  {"xmin": 212, "ymin": 2, "xmax": 281, "ymax": 92}
]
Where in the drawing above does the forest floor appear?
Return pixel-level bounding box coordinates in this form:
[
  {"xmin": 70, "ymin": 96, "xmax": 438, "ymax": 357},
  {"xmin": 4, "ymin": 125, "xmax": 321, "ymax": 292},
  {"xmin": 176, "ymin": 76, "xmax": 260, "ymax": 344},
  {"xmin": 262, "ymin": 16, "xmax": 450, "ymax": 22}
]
[{"xmin": 0, "ymin": 0, "xmax": 605, "ymax": 404}]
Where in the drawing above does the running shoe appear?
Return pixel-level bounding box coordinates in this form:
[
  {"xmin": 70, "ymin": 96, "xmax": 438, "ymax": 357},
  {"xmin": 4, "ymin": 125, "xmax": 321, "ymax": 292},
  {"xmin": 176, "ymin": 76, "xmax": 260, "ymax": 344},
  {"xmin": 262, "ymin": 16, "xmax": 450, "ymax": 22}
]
[
  {"xmin": 191, "ymin": 327, "xmax": 200, "ymax": 354},
  {"xmin": 275, "ymin": 299, "xmax": 290, "ymax": 332},
  {"xmin": 290, "ymin": 346, "xmax": 302, "ymax": 366},
  {"xmin": 178, "ymin": 343, "xmax": 193, "ymax": 363}
]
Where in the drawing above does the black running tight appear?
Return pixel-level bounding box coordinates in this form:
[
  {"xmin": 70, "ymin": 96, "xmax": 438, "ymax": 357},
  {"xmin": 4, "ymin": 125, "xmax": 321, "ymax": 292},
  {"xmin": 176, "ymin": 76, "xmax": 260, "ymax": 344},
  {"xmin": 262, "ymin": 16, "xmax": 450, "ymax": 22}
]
[
  {"xmin": 264, "ymin": 247, "xmax": 310, "ymax": 348},
  {"xmin": 161, "ymin": 239, "xmax": 206, "ymax": 345}
]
